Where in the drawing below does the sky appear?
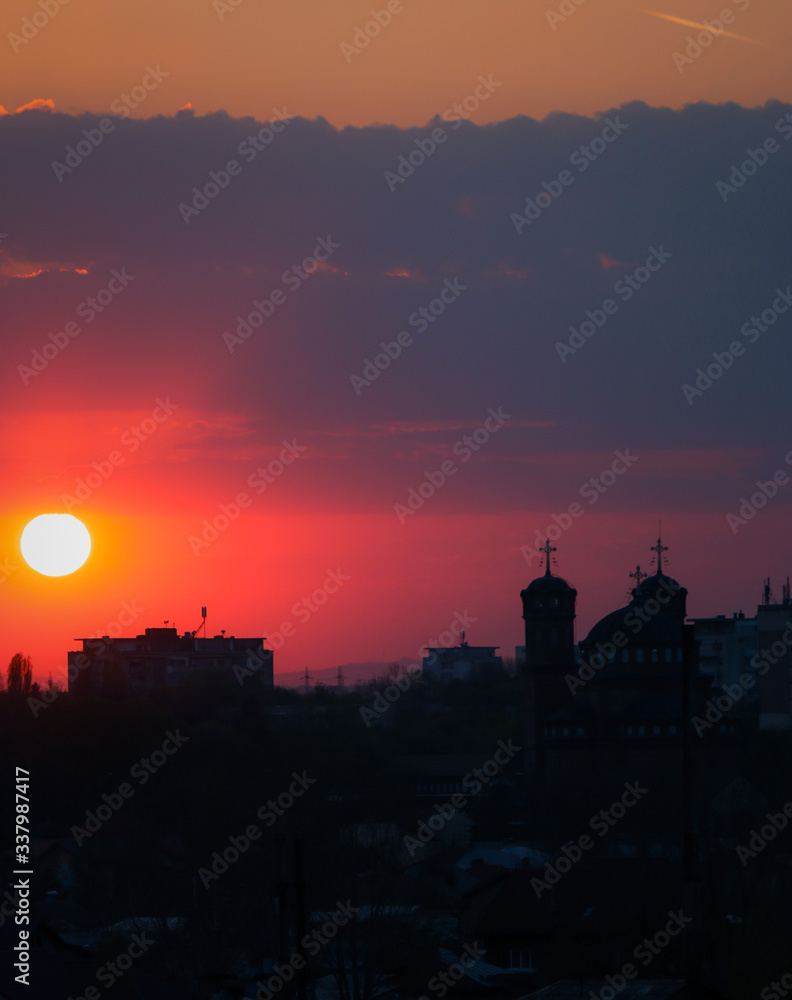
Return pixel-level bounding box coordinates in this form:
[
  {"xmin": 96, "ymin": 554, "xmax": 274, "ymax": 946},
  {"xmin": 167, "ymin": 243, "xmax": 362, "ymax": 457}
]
[{"xmin": 1, "ymin": 0, "xmax": 792, "ymax": 682}]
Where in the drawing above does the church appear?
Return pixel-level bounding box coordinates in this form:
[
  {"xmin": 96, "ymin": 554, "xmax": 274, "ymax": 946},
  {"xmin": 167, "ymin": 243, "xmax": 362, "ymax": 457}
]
[{"xmin": 520, "ymin": 536, "xmax": 729, "ymax": 786}]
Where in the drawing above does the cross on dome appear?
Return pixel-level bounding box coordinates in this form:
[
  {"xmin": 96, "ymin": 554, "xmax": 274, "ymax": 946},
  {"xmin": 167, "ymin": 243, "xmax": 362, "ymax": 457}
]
[
  {"xmin": 650, "ymin": 533, "xmax": 668, "ymax": 575},
  {"xmin": 542, "ymin": 538, "xmax": 557, "ymax": 577},
  {"xmin": 630, "ymin": 565, "xmax": 647, "ymax": 589}
]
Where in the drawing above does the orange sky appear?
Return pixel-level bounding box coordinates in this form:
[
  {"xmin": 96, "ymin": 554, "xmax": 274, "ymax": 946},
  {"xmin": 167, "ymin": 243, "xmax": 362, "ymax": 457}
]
[
  {"xmin": 0, "ymin": 407, "xmax": 787, "ymax": 683},
  {"xmin": 3, "ymin": 0, "xmax": 792, "ymax": 683},
  {"xmin": 2, "ymin": 0, "xmax": 790, "ymax": 127}
]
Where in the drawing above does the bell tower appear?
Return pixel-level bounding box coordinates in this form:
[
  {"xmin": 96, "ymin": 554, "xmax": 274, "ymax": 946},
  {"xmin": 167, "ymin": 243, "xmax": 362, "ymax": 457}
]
[
  {"xmin": 521, "ymin": 540, "xmax": 577, "ymax": 668},
  {"xmin": 520, "ymin": 541, "xmax": 578, "ymax": 782}
]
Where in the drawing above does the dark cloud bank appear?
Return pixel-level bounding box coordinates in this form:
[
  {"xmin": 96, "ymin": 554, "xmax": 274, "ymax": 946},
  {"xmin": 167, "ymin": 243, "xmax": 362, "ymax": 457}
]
[{"xmin": 2, "ymin": 100, "xmax": 791, "ymax": 514}]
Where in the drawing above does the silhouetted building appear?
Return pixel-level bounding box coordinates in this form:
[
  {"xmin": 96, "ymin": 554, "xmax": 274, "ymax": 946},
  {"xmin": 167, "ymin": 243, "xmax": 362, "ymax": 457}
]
[
  {"xmin": 422, "ymin": 640, "xmax": 502, "ymax": 682},
  {"xmin": 68, "ymin": 626, "xmax": 272, "ymax": 696},
  {"xmin": 522, "ymin": 536, "xmax": 720, "ymax": 785},
  {"xmin": 691, "ymin": 612, "xmax": 757, "ymax": 688},
  {"xmin": 381, "ymin": 754, "xmax": 503, "ymax": 799},
  {"xmin": 756, "ymin": 577, "xmax": 792, "ymax": 731},
  {"xmin": 520, "ymin": 539, "xmax": 578, "ymax": 779}
]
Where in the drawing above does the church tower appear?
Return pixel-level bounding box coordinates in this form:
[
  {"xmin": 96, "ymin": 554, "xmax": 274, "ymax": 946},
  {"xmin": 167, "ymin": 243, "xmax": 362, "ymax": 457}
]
[
  {"xmin": 521, "ymin": 540, "xmax": 577, "ymax": 667},
  {"xmin": 520, "ymin": 541, "xmax": 577, "ymax": 781}
]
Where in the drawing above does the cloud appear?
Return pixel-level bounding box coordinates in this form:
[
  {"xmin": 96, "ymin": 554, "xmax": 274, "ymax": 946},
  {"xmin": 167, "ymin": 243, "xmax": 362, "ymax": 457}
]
[
  {"xmin": 1, "ymin": 100, "xmax": 791, "ymax": 517},
  {"xmin": 0, "ymin": 98, "xmax": 55, "ymax": 117}
]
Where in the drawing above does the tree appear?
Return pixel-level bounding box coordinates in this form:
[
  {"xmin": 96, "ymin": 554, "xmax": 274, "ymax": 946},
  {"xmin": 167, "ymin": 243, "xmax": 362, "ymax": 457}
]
[{"xmin": 7, "ymin": 653, "xmax": 33, "ymax": 697}]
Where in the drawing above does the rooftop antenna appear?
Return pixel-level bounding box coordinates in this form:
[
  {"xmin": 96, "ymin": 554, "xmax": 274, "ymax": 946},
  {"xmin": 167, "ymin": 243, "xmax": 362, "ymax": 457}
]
[
  {"xmin": 303, "ymin": 667, "xmax": 311, "ymax": 695},
  {"xmin": 191, "ymin": 607, "xmax": 208, "ymax": 638},
  {"xmin": 763, "ymin": 577, "xmax": 775, "ymax": 605},
  {"xmin": 336, "ymin": 665, "xmax": 344, "ymax": 691},
  {"xmin": 784, "ymin": 578, "xmax": 791, "ymax": 604},
  {"xmin": 460, "ymin": 629, "xmax": 467, "ymax": 646}
]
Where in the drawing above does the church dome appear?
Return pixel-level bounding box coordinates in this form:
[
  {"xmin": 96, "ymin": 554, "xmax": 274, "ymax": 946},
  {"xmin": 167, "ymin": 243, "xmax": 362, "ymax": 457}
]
[
  {"xmin": 521, "ymin": 541, "xmax": 576, "ymax": 600},
  {"xmin": 634, "ymin": 572, "xmax": 682, "ymax": 603},
  {"xmin": 523, "ymin": 572, "xmax": 575, "ymax": 594},
  {"xmin": 582, "ymin": 537, "xmax": 687, "ymax": 647},
  {"xmin": 583, "ymin": 599, "xmax": 682, "ymax": 645}
]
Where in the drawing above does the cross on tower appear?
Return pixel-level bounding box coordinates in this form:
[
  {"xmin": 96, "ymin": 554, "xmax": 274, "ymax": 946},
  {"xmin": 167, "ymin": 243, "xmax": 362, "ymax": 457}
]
[
  {"xmin": 542, "ymin": 538, "xmax": 557, "ymax": 576},
  {"xmin": 629, "ymin": 565, "xmax": 647, "ymax": 590},
  {"xmin": 650, "ymin": 535, "xmax": 668, "ymax": 574}
]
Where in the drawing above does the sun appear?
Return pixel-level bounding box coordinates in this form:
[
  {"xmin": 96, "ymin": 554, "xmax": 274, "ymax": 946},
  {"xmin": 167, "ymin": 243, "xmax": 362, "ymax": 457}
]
[{"xmin": 20, "ymin": 514, "xmax": 92, "ymax": 577}]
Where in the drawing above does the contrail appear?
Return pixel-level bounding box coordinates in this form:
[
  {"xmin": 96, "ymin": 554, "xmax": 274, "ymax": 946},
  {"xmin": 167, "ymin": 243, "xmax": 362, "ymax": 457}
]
[{"xmin": 636, "ymin": 8, "xmax": 763, "ymax": 44}]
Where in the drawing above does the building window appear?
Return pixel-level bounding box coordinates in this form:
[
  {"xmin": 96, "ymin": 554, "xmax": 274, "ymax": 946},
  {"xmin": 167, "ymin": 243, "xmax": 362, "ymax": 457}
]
[
  {"xmin": 639, "ymin": 726, "xmax": 646, "ymax": 736},
  {"xmin": 622, "ymin": 649, "xmax": 629, "ymax": 663},
  {"xmin": 653, "ymin": 725, "xmax": 661, "ymax": 734},
  {"xmin": 636, "ymin": 649, "xmax": 644, "ymax": 663},
  {"xmin": 651, "ymin": 648, "xmax": 659, "ymax": 663},
  {"xmin": 665, "ymin": 648, "xmax": 672, "ymax": 662}
]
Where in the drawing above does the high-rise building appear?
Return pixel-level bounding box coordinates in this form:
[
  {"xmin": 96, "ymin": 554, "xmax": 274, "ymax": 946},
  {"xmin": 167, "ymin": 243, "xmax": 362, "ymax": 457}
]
[{"xmin": 68, "ymin": 626, "xmax": 272, "ymax": 696}]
